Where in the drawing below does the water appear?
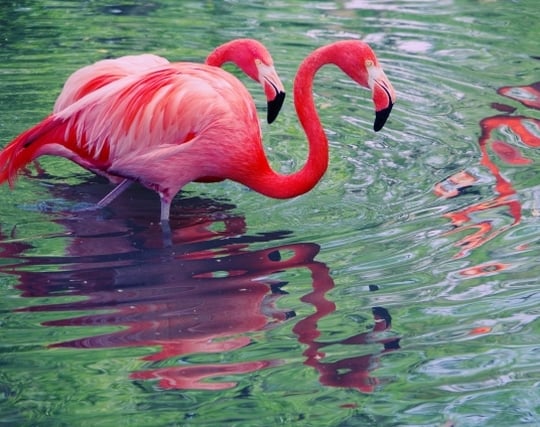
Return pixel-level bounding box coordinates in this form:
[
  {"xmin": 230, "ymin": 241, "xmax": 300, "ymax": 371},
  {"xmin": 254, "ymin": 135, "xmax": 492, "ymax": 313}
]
[{"xmin": 1, "ymin": 1, "xmax": 539, "ymax": 426}]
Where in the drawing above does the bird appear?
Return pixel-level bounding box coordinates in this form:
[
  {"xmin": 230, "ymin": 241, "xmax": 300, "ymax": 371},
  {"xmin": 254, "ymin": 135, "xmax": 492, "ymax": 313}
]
[
  {"xmin": 0, "ymin": 40, "xmax": 395, "ymax": 224},
  {"xmin": 1, "ymin": 39, "xmax": 286, "ymax": 212},
  {"xmin": 53, "ymin": 39, "xmax": 286, "ymax": 125}
]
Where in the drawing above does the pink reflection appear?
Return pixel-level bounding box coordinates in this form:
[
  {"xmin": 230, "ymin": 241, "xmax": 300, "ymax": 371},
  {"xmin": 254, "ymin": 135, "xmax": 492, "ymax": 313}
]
[
  {"xmin": 1, "ymin": 183, "xmax": 399, "ymax": 392},
  {"xmin": 435, "ymin": 81, "xmax": 540, "ymax": 259},
  {"xmin": 130, "ymin": 360, "xmax": 275, "ymax": 390},
  {"xmin": 491, "ymin": 140, "xmax": 532, "ymax": 165},
  {"xmin": 293, "ymin": 267, "xmax": 400, "ymax": 393},
  {"xmin": 498, "ymin": 82, "xmax": 540, "ymax": 110},
  {"xmin": 459, "ymin": 260, "xmax": 510, "ymax": 278}
]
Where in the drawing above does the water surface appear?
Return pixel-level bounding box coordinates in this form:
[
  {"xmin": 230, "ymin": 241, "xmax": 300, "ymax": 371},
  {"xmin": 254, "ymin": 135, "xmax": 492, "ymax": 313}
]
[{"xmin": 1, "ymin": 1, "xmax": 539, "ymax": 426}]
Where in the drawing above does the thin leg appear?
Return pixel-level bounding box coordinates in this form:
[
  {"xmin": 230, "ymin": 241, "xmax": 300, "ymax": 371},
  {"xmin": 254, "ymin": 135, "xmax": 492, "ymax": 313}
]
[
  {"xmin": 160, "ymin": 219, "xmax": 172, "ymax": 247},
  {"xmin": 160, "ymin": 198, "xmax": 172, "ymax": 222},
  {"xmin": 96, "ymin": 179, "xmax": 133, "ymax": 208},
  {"xmin": 159, "ymin": 197, "xmax": 173, "ymax": 246}
]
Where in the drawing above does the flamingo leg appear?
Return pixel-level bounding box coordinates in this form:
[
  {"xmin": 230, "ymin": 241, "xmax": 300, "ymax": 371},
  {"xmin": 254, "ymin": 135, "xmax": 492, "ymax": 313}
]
[
  {"xmin": 96, "ymin": 178, "xmax": 133, "ymax": 208},
  {"xmin": 160, "ymin": 219, "xmax": 172, "ymax": 247},
  {"xmin": 160, "ymin": 197, "xmax": 172, "ymax": 222},
  {"xmin": 159, "ymin": 197, "xmax": 173, "ymax": 246}
]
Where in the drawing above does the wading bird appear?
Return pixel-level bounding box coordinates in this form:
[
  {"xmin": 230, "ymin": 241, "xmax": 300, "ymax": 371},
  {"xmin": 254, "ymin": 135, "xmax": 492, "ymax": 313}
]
[
  {"xmin": 53, "ymin": 39, "xmax": 286, "ymax": 124},
  {"xmin": 0, "ymin": 40, "xmax": 395, "ymax": 223},
  {"xmin": 46, "ymin": 39, "xmax": 286, "ymax": 208}
]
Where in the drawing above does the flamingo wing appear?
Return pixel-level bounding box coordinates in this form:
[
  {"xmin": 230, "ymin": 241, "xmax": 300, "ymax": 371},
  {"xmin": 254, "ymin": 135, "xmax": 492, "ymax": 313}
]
[{"xmin": 54, "ymin": 54, "xmax": 170, "ymax": 112}]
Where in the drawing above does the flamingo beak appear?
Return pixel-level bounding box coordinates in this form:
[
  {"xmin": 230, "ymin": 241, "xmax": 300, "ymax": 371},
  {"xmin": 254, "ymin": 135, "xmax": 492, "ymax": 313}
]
[
  {"xmin": 259, "ymin": 63, "xmax": 286, "ymax": 123},
  {"xmin": 369, "ymin": 66, "xmax": 396, "ymax": 132},
  {"xmin": 267, "ymin": 90, "xmax": 286, "ymax": 124}
]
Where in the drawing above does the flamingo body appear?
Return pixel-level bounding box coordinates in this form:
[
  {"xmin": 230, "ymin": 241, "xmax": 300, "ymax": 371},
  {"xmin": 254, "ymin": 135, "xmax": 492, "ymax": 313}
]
[{"xmin": 0, "ymin": 40, "xmax": 395, "ymax": 222}]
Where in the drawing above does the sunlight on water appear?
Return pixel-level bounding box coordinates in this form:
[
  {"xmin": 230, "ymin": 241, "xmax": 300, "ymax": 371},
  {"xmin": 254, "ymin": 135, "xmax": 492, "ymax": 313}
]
[{"xmin": 1, "ymin": 1, "xmax": 540, "ymax": 426}]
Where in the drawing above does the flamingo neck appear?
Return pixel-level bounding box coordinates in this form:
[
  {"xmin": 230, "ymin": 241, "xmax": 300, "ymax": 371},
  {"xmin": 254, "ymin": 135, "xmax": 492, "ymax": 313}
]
[
  {"xmin": 205, "ymin": 48, "xmax": 227, "ymax": 67},
  {"xmin": 248, "ymin": 50, "xmax": 329, "ymax": 199},
  {"xmin": 206, "ymin": 40, "xmax": 251, "ymax": 69}
]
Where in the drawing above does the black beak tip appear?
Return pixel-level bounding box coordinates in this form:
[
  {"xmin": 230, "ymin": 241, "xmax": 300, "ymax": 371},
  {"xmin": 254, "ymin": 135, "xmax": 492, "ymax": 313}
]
[
  {"xmin": 374, "ymin": 103, "xmax": 394, "ymax": 132},
  {"xmin": 267, "ymin": 91, "xmax": 286, "ymax": 124}
]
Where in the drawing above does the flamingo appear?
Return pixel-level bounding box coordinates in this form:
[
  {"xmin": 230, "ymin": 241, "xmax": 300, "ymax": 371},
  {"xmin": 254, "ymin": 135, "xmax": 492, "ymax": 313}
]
[
  {"xmin": 47, "ymin": 39, "xmax": 286, "ymax": 208},
  {"xmin": 0, "ymin": 40, "xmax": 395, "ymax": 224},
  {"xmin": 53, "ymin": 39, "xmax": 286, "ymax": 124}
]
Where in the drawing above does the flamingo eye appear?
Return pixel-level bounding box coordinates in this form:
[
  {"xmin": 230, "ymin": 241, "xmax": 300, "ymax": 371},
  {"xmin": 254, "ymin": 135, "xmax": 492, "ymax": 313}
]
[
  {"xmin": 365, "ymin": 59, "xmax": 374, "ymax": 68},
  {"xmin": 255, "ymin": 59, "xmax": 262, "ymax": 66}
]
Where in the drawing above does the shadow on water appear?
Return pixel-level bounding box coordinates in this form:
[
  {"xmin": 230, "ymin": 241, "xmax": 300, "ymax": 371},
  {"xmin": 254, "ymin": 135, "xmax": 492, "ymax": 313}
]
[
  {"xmin": 434, "ymin": 78, "xmax": 540, "ymax": 268},
  {"xmin": 0, "ymin": 181, "xmax": 400, "ymax": 392}
]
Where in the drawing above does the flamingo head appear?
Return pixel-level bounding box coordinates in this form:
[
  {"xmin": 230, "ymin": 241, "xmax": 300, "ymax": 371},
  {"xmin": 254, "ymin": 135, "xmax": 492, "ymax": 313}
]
[
  {"xmin": 366, "ymin": 60, "xmax": 396, "ymax": 132},
  {"xmin": 332, "ymin": 41, "xmax": 396, "ymax": 132},
  {"xmin": 206, "ymin": 39, "xmax": 286, "ymax": 124},
  {"xmin": 254, "ymin": 58, "xmax": 287, "ymax": 124}
]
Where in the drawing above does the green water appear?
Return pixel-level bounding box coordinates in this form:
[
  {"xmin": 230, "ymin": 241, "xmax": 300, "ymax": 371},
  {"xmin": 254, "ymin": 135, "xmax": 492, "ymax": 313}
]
[{"xmin": 1, "ymin": 1, "xmax": 540, "ymax": 426}]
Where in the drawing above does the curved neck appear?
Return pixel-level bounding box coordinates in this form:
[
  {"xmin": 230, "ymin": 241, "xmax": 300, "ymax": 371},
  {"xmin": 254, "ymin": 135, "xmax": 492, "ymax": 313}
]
[
  {"xmin": 248, "ymin": 50, "xmax": 329, "ymax": 198},
  {"xmin": 205, "ymin": 40, "xmax": 251, "ymax": 70},
  {"xmin": 205, "ymin": 46, "xmax": 227, "ymax": 67}
]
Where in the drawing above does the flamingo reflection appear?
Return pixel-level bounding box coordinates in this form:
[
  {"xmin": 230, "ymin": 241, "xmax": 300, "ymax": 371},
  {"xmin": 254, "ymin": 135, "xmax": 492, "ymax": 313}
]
[
  {"xmin": 0, "ymin": 183, "xmax": 399, "ymax": 392},
  {"xmin": 434, "ymin": 80, "xmax": 540, "ymax": 259},
  {"xmin": 293, "ymin": 275, "xmax": 400, "ymax": 393}
]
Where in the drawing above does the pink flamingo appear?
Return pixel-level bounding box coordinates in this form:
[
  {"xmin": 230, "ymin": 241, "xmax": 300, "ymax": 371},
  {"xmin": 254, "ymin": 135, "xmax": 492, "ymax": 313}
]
[
  {"xmin": 53, "ymin": 39, "xmax": 286, "ymax": 124},
  {"xmin": 1, "ymin": 39, "xmax": 285, "ymax": 216},
  {"xmin": 29, "ymin": 39, "xmax": 286, "ymax": 210},
  {"xmin": 0, "ymin": 40, "xmax": 395, "ymax": 223}
]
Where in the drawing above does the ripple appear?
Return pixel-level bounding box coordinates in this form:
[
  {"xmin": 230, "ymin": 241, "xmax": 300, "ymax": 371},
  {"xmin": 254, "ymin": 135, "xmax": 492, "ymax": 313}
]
[
  {"xmin": 1, "ymin": 1, "xmax": 540, "ymax": 426},
  {"xmin": 439, "ymin": 372, "xmax": 514, "ymax": 392},
  {"xmin": 418, "ymin": 349, "xmax": 516, "ymax": 377}
]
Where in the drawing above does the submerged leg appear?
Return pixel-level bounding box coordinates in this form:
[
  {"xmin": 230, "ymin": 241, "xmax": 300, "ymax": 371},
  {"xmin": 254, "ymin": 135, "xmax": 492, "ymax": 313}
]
[
  {"xmin": 160, "ymin": 219, "xmax": 172, "ymax": 247},
  {"xmin": 96, "ymin": 179, "xmax": 133, "ymax": 208}
]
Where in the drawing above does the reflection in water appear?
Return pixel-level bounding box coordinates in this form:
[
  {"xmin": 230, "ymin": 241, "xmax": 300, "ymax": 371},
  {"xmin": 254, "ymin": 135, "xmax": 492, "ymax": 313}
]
[
  {"xmin": 434, "ymin": 81, "xmax": 540, "ymax": 260},
  {"xmin": 498, "ymin": 81, "xmax": 540, "ymax": 111},
  {"xmin": 293, "ymin": 280, "xmax": 400, "ymax": 393},
  {"xmin": 1, "ymin": 183, "xmax": 399, "ymax": 392}
]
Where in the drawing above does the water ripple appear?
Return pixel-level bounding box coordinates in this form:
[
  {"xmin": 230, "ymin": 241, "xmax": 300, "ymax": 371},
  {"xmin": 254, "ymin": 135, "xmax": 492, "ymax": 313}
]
[{"xmin": 418, "ymin": 348, "xmax": 517, "ymax": 378}]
